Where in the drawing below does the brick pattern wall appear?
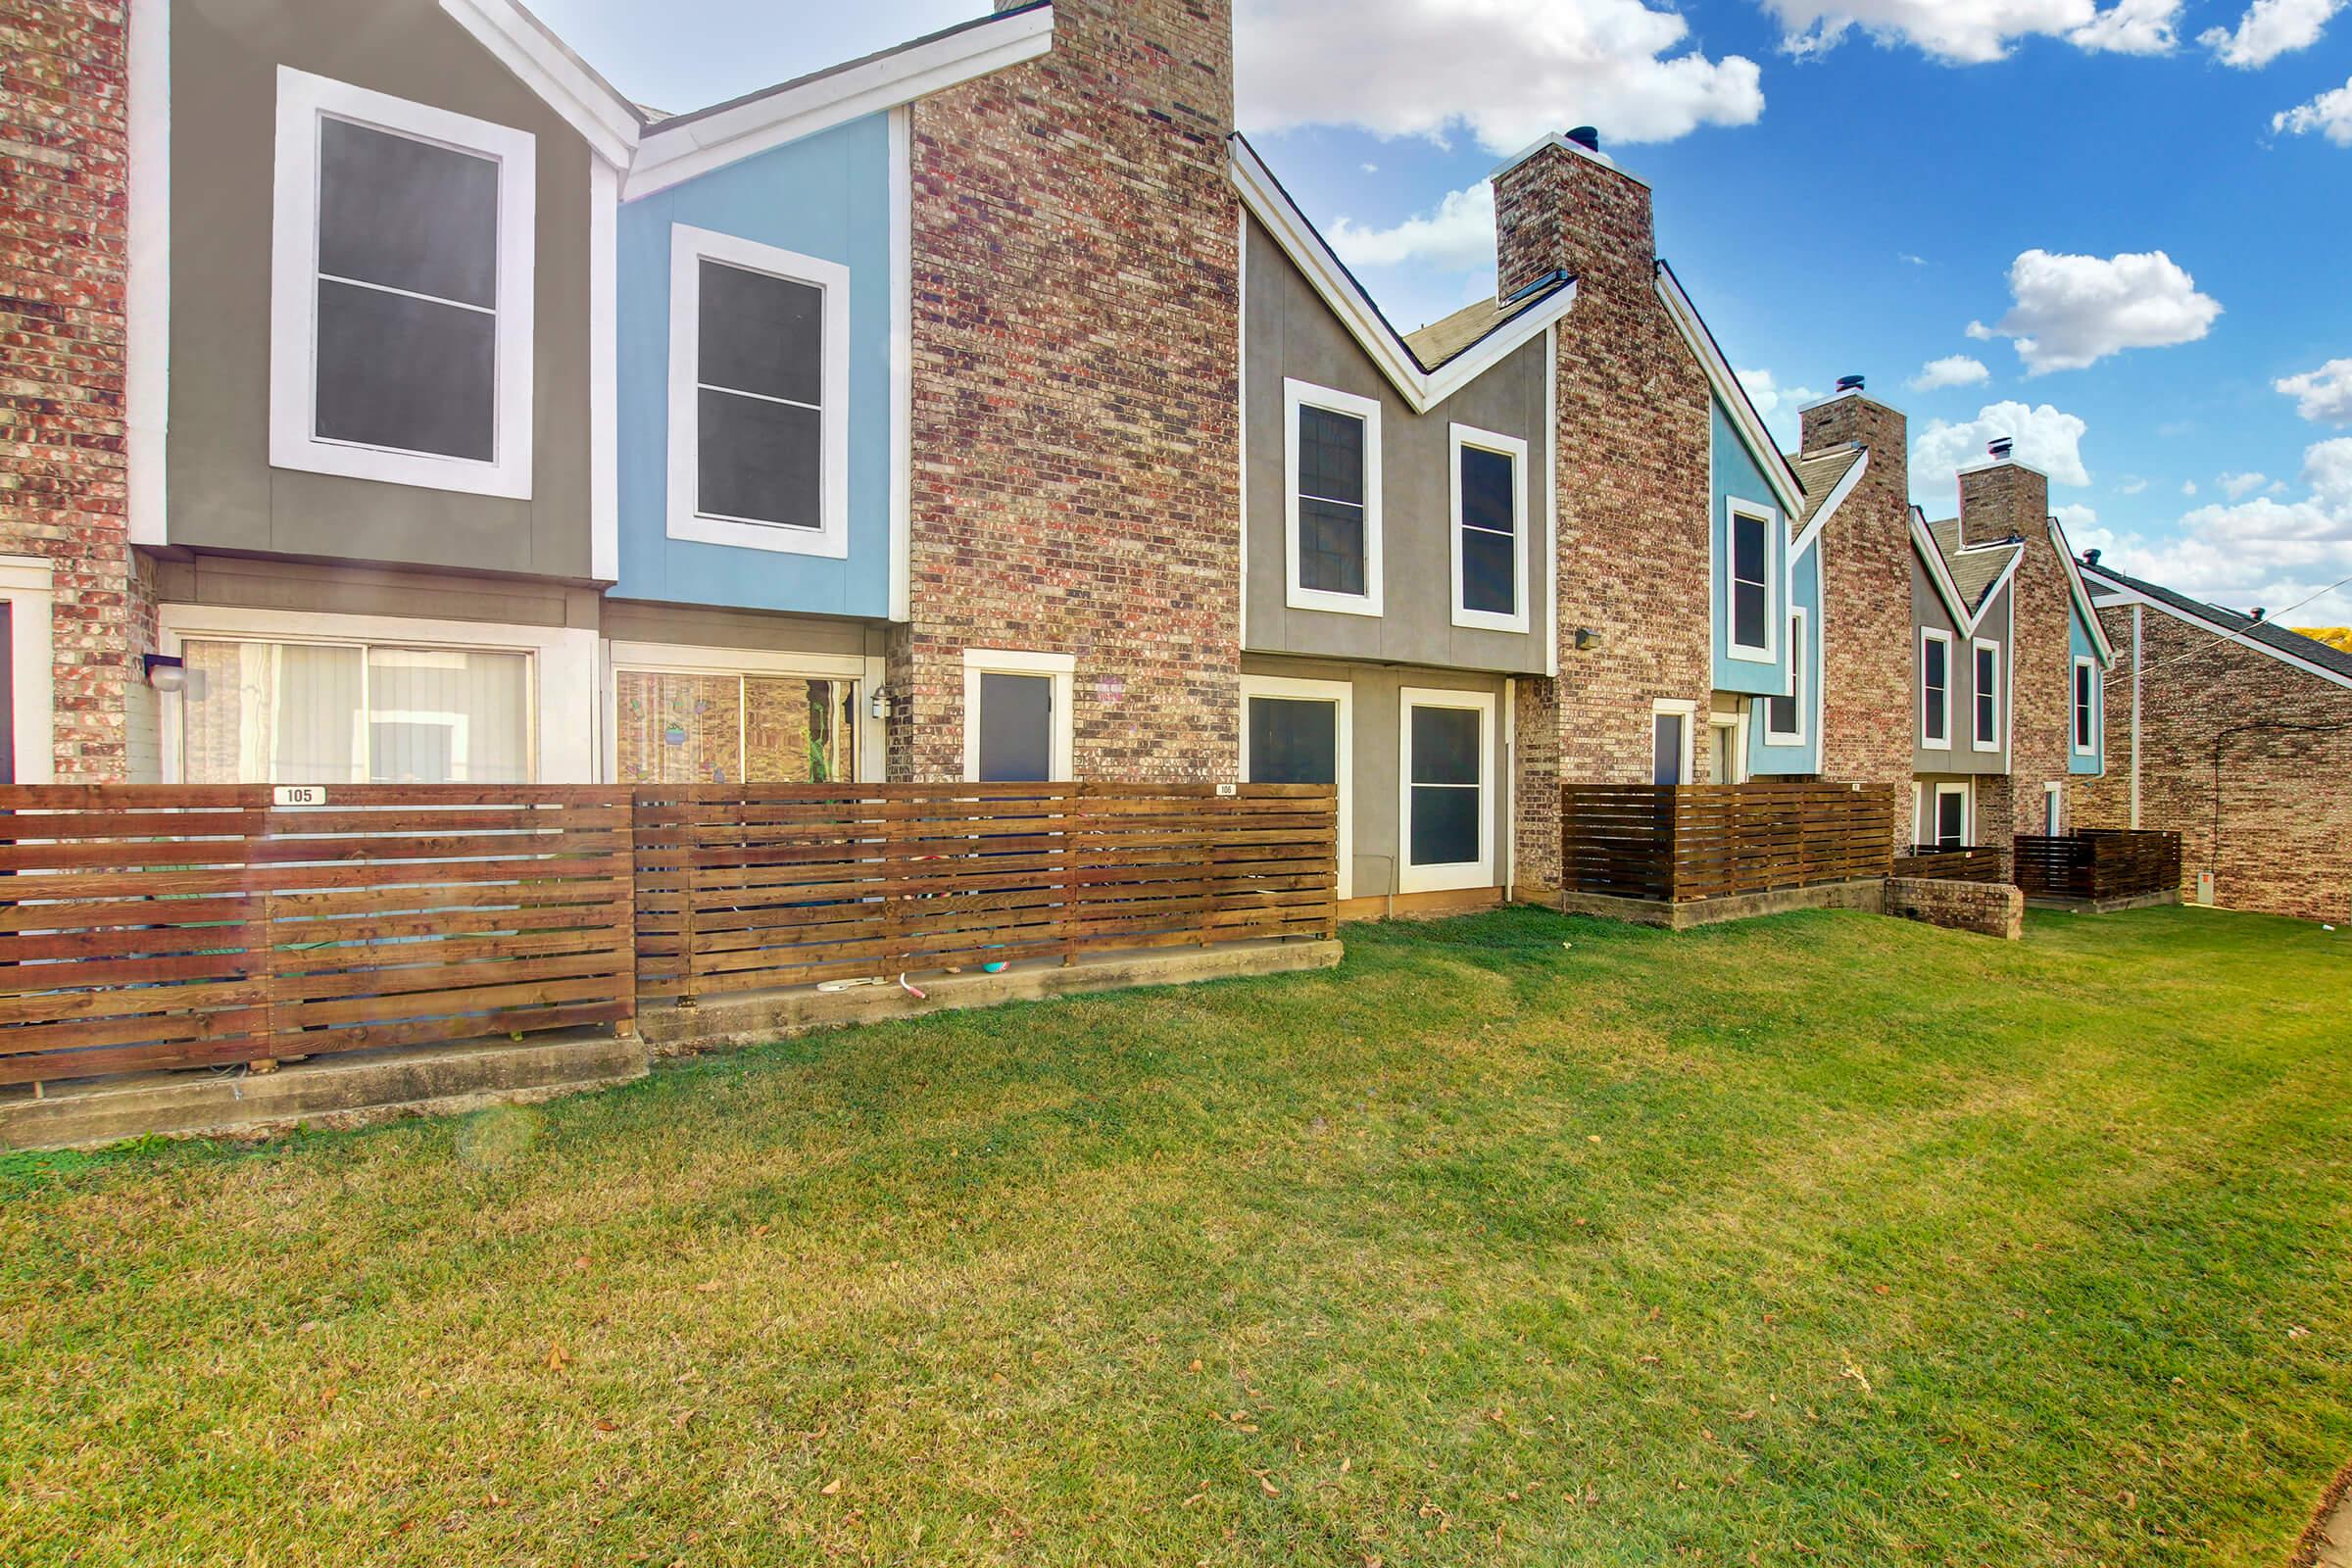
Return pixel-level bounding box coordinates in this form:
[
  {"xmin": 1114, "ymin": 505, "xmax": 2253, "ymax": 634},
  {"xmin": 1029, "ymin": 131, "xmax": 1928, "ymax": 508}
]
[
  {"xmin": 1799, "ymin": 394, "xmax": 1915, "ymax": 822},
  {"xmin": 1959, "ymin": 463, "xmax": 2071, "ymax": 846},
  {"xmin": 1884, "ymin": 875, "xmax": 2023, "ymax": 940},
  {"xmin": 894, "ymin": 0, "xmax": 1241, "ymax": 783},
  {"xmin": 2076, "ymin": 603, "xmax": 2352, "ymax": 922},
  {"xmin": 0, "ymin": 0, "xmax": 150, "ymax": 780},
  {"xmin": 1499, "ymin": 141, "xmax": 1711, "ymax": 892}
]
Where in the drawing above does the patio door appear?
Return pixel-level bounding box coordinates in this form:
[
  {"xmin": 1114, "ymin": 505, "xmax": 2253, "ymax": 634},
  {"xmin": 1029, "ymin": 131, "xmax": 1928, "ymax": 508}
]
[
  {"xmin": 1242, "ymin": 674, "xmax": 1351, "ymax": 902},
  {"xmin": 1399, "ymin": 687, "xmax": 1494, "ymax": 894},
  {"xmin": 1933, "ymin": 782, "xmax": 1970, "ymax": 849}
]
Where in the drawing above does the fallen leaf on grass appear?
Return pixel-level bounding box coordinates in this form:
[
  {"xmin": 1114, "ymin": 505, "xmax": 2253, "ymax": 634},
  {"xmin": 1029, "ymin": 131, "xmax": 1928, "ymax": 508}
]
[
  {"xmin": 820, "ymin": 1479, "xmax": 843, "ymax": 1496},
  {"xmin": 545, "ymin": 1345, "xmax": 571, "ymax": 1372},
  {"xmin": 694, "ymin": 1281, "xmax": 722, "ymax": 1295}
]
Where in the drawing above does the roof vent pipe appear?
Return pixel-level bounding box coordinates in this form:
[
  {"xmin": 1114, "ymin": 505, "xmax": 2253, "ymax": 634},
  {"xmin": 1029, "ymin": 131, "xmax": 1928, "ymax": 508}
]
[
  {"xmin": 1565, "ymin": 125, "xmax": 1599, "ymax": 152},
  {"xmin": 2250, "ymin": 607, "xmax": 2267, "ymax": 622},
  {"xmin": 2082, "ymin": 548, "xmax": 2101, "ymax": 565},
  {"xmin": 1836, "ymin": 373, "xmax": 1865, "ymax": 393},
  {"xmin": 1988, "ymin": 437, "xmax": 2015, "ymax": 461}
]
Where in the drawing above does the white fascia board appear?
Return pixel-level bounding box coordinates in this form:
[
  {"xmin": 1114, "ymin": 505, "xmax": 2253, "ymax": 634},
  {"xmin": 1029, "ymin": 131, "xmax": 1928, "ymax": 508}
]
[
  {"xmin": 625, "ymin": 7, "xmax": 1053, "ymax": 199},
  {"xmin": 1789, "ymin": 448, "xmax": 1867, "ymax": 561},
  {"xmin": 1910, "ymin": 510, "xmax": 1981, "ymax": 635},
  {"xmin": 1959, "ymin": 549, "xmax": 2022, "ymax": 636},
  {"xmin": 1229, "ymin": 139, "xmax": 1577, "ymax": 416},
  {"xmin": 2082, "ymin": 572, "xmax": 2352, "ymax": 692},
  {"xmin": 2047, "ymin": 515, "xmax": 2118, "ymax": 666},
  {"xmin": 1652, "ymin": 266, "xmax": 1805, "ymax": 519},
  {"xmin": 439, "ymin": 0, "xmax": 641, "ymax": 167}
]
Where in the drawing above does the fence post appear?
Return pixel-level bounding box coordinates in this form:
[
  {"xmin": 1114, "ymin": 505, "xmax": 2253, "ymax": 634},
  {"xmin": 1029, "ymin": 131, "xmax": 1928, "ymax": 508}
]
[
  {"xmin": 615, "ymin": 787, "xmax": 639, "ymax": 1040},
  {"xmin": 1061, "ymin": 785, "xmax": 1082, "ymax": 967},
  {"xmin": 675, "ymin": 792, "xmax": 700, "ymax": 1010}
]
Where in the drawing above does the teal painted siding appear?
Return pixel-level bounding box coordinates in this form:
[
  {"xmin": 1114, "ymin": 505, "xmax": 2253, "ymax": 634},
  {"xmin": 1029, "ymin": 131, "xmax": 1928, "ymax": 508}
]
[
  {"xmin": 1709, "ymin": 398, "xmax": 1787, "ymax": 697},
  {"xmin": 2069, "ymin": 610, "xmax": 2104, "ymax": 774},
  {"xmin": 1748, "ymin": 537, "xmax": 1823, "ymax": 776},
  {"xmin": 613, "ymin": 114, "xmax": 893, "ymax": 618}
]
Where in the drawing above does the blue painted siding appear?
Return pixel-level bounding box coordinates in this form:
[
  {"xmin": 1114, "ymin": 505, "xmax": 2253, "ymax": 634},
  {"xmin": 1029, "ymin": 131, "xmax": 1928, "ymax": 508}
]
[
  {"xmin": 1748, "ymin": 538, "xmax": 1823, "ymax": 776},
  {"xmin": 2069, "ymin": 611, "xmax": 2104, "ymax": 774},
  {"xmin": 612, "ymin": 114, "xmax": 893, "ymax": 617},
  {"xmin": 1709, "ymin": 398, "xmax": 1786, "ymax": 697}
]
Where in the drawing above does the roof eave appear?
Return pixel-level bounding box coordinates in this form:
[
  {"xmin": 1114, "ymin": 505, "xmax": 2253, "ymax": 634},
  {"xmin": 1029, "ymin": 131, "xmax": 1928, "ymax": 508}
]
[{"xmin": 1652, "ymin": 262, "xmax": 1805, "ymax": 518}]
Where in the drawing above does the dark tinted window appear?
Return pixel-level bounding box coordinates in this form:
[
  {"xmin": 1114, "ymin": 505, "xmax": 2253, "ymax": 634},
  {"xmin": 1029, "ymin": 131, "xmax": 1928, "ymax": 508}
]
[
  {"xmin": 1298, "ymin": 500, "xmax": 1366, "ymax": 596},
  {"xmin": 2075, "ymin": 663, "xmax": 2094, "ymax": 746},
  {"xmin": 978, "ymin": 672, "xmax": 1053, "ymax": 782},
  {"xmin": 1297, "ymin": 405, "xmax": 1367, "ymax": 597},
  {"xmin": 1410, "ymin": 784, "xmax": 1480, "ymax": 866},
  {"xmin": 698, "ymin": 389, "xmax": 820, "ymax": 528},
  {"xmin": 1652, "ymin": 711, "xmax": 1685, "ymax": 785},
  {"xmin": 696, "ymin": 261, "xmax": 825, "ymax": 528},
  {"xmin": 1407, "ymin": 704, "xmax": 1482, "ymax": 867},
  {"xmin": 1409, "ymin": 706, "xmax": 1480, "ymax": 785},
  {"xmin": 1732, "ymin": 512, "xmax": 1770, "ymax": 649},
  {"xmin": 1923, "ymin": 638, "xmax": 1948, "ymax": 740},
  {"xmin": 700, "ymin": 261, "xmax": 823, "ymax": 407},
  {"xmin": 1247, "ymin": 697, "xmax": 1338, "ymax": 785},
  {"xmin": 1767, "ymin": 614, "xmax": 1802, "ymax": 735},
  {"xmin": 1297, "ymin": 407, "xmax": 1363, "ymax": 506},
  {"xmin": 1459, "ymin": 445, "xmax": 1515, "ymax": 616},
  {"xmin": 1936, "ymin": 789, "xmax": 1966, "ymax": 847},
  {"xmin": 315, "ymin": 280, "xmax": 495, "ymax": 460},
  {"xmin": 318, "ymin": 119, "xmax": 498, "ymax": 308},
  {"xmin": 1975, "ymin": 647, "xmax": 1997, "ymax": 741}
]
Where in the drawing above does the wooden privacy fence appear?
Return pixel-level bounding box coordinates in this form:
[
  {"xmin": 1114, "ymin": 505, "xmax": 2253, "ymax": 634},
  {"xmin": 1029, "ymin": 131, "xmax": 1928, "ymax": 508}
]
[
  {"xmin": 1891, "ymin": 845, "xmax": 2009, "ymax": 884},
  {"xmin": 634, "ymin": 782, "xmax": 1338, "ymax": 1004},
  {"xmin": 1560, "ymin": 781, "xmax": 1898, "ymax": 903},
  {"xmin": 0, "ymin": 786, "xmax": 636, "ymax": 1089},
  {"xmin": 2012, "ymin": 829, "xmax": 2182, "ymax": 902}
]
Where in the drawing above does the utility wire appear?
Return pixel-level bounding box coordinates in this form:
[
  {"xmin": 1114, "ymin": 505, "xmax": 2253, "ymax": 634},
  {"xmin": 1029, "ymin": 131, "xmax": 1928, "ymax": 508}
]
[{"xmin": 2102, "ymin": 567, "xmax": 2352, "ymax": 689}]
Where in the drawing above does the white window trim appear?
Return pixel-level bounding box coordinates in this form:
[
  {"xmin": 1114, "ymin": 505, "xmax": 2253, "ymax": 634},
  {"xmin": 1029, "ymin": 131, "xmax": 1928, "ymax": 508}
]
[
  {"xmin": 269, "ymin": 66, "xmax": 536, "ymax": 499},
  {"xmin": 157, "ymin": 606, "xmax": 597, "ymax": 784},
  {"xmin": 2072, "ymin": 654, "xmax": 2099, "ymax": 756},
  {"xmin": 1240, "ymin": 673, "xmax": 1353, "ymax": 903},
  {"xmin": 1724, "ymin": 498, "xmax": 1778, "ymax": 663},
  {"xmin": 1910, "ymin": 781, "xmax": 1925, "ymax": 848},
  {"xmin": 1971, "ymin": 636, "xmax": 2002, "ymax": 753},
  {"xmin": 961, "ymin": 648, "xmax": 1075, "ymax": 783},
  {"xmin": 1650, "ymin": 697, "xmax": 1697, "ymax": 787},
  {"xmin": 665, "ymin": 223, "xmax": 851, "ymax": 558},
  {"xmin": 1919, "ymin": 627, "xmax": 1953, "ymax": 752},
  {"xmin": 2043, "ymin": 779, "xmax": 2065, "ymax": 834},
  {"xmin": 1706, "ymin": 710, "xmax": 1749, "ymax": 784},
  {"xmin": 1397, "ymin": 686, "xmax": 1494, "ymax": 894},
  {"xmin": 605, "ymin": 641, "xmax": 883, "ymax": 784},
  {"xmin": 1934, "ymin": 780, "xmax": 1973, "ymax": 849},
  {"xmin": 1762, "ymin": 605, "xmax": 1808, "ymax": 747},
  {"xmin": 1283, "ymin": 378, "xmax": 1383, "ymax": 618},
  {"xmin": 0, "ymin": 556, "xmax": 55, "ymax": 783},
  {"xmin": 1447, "ymin": 422, "xmax": 1529, "ymax": 634}
]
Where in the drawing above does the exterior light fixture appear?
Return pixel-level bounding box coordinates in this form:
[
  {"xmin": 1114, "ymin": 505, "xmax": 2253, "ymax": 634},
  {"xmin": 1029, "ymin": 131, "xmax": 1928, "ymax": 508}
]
[
  {"xmin": 143, "ymin": 653, "xmax": 187, "ymax": 694},
  {"xmin": 1573, "ymin": 626, "xmax": 1601, "ymax": 653},
  {"xmin": 868, "ymin": 685, "xmax": 889, "ymax": 721}
]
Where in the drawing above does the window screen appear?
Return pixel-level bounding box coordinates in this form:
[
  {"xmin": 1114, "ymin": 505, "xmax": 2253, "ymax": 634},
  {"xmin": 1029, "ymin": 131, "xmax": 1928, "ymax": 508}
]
[
  {"xmin": 1458, "ymin": 445, "xmax": 1516, "ymax": 616},
  {"xmin": 1767, "ymin": 613, "xmax": 1802, "ymax": 737},
  {"xmin": 1731, "ymin": 512, "xmax": 1770, "ymax": 650},
  {"xmin": 1975, "ymin": 646, "xmax": 1998, "ymax": 743},
  {"xmin": 978, "ymin": 672, "xmax": 1054, "ymax": 782},
  {"xmin": 1936, "ymin": 789, "xmax": 1967, "ymax": 848},
  {"xmin": 1922, "ymin": 637, "xmax": 1948, "ymax": 742},
  {"xmin": 1297, "ymin": 404, "xmax": 1367, "ymax": 597},
  {"xmin": 696, "ymin": 260, "xmax": 825, "ymax": 529},
  {"xmin": 312, "ymin": 119, "xmax": 500, "ymax": 462},
  {"xmin": 1407, "ymin": 705, "xmax": 1481, "ymax": 866},
  {"xmin": 1652, "ymin": 711, "xmax": 1686, "ymax": 785},
  {"xmin": 1247, "ymin": 697, "xmax": 1338, "ymax": 786}
]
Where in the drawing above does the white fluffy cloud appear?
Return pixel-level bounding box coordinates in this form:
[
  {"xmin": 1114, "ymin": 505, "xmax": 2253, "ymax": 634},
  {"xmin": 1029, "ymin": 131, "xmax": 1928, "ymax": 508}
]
[
  {"xmin": 1914, "ymin": 401, "xmax": 2093, "ymax": 490},
  {"xmin": 2275, "ymin": 74, "xmax": 2352, "ymax": 143},
  {"xmin": 2103, "ymin": 439, "xmax": 2352, "ymax": 622},
  {"xmin": 2219, "ymin": 470, "xmax": 2271, "ymax": 499},
  {"xmin": 1237, "ymin": 0, "xmax": 1764, "ymax": 151},
  {"xmin": 2182, "ymin": 479, "xmax": 2200, "ymax": 496},
  {"xmin": 1327, "ymin": 182, "xmax": 1496, "ymax": 273},
  {"xmin": 1974, "ymin": 249, "xmax": 2222, "ymax": 374},
  {"xmin": 1760, "ymin": 0, "xmax": 2180, "ymax": 63},
  {"xmin": 1736, "ymin": 368, "xmax": 1824, "ymax": 447},
  {"xmin": 2201, "ymin": 0, "xmax": 2343, "ymax": 66},
  {"xmin": 2277, "ymin": 358, "xmax": 2352, "ymax": 424},
  {"xmin": 2052, "ymin": 501, "xmax": 2099, "ymax": 530},
  {"xmin": 2118, "ymin": 475, "xmax": 2149, "ymax": 494},
  {"xmin": 1909, "ymin": 355, "xmax": 1991, "ymax": 391}
]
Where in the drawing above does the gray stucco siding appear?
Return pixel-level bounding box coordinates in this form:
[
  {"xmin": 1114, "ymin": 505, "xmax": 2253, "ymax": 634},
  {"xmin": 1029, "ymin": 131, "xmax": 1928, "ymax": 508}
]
[
  {"xmin": 1242, "ymin": 220, "xmax": 1550, "ymax": 675},
  {"xmin": 1911, "ymin": 556, "xmax": 2012, "ymax": 776}
]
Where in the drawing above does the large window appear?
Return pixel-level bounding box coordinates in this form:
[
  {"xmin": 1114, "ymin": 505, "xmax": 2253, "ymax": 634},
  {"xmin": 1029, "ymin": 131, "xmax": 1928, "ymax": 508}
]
[
  {"xmin": 179, "ymin": 638, "xmax": 533, "ymax": 784},
  {"xmin": 270, "ymin": 68, "xmax": 535, "ymax": 498},
  {"xmin": 1284, "ymin": 379, "xmax": 1383, "ymax": 615},
  {"xmin": 1242, "ymin": 675, "xmax": 1353, "ymax": 902},
  {"xmin": 2073, "ymin": 657, "xmax": 2098, "ymax": 753},
  {"xmin": 1399, "ymin": 688, "xmax": 1494, "ymax": 893},
  {"xmin": 1450, "ymin": 424, "xmax": 1527, "ymax": 632},
  {"xmin": 1727, "ymin": 501, "xmax": 1775, "ymax": 660},
  {"xmin": 666, "ymin": 225, "xmax": 850, "ymax": 556},
  {"xmin": 615, "ymin": 670, "xmax": 856, "ymax": 784},
  {"xmin": 1920, "ymin": 629, "xmax": 1952, "ymax": 749},
  {"xmin": 962, "ymin": 650, "xmax": 1074, "ymax": 783},
  {"xmin": 1765, "ymin": 607, "xmax": 1806, "ymax": 745},
  {"xmin": 1973, "ymin": 638, "xmax": 2001, "ymax": 751}
]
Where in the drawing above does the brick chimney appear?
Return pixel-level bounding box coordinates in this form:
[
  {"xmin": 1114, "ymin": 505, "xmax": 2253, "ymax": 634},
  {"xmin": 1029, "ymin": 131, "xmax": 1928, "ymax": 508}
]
[
  {"xmin": 1797, "ymin": 381, "xmax": 1914, "ymax": 809},
  {"xmin": 1491, "ymin": 128, "xmax": 1653, "ymax": 305},
  {"xmin": 1957, "ymin": 441, "xmax": 2048, "ymax": 549}
]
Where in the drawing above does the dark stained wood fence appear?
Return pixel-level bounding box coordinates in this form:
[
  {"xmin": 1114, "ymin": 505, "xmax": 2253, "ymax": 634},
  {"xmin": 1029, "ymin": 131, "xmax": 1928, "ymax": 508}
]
[
  {"xmin": 2012, "ymin": 830, "xmax": 2182, "ymax": 902},
  {"xmin": 1561, "ymin": 782, "xmax": 1898, "ymax": 904},
  {"xmin": 634, "ymin": 783, "xmax": 1337, "ymax": 1004},
  {"xmin": 1890, "ymin": 846, "xmax": 2009, "ymax": 883},
  {"xmin": 0, "ymin": 786, "xmax": 636, "ymax": 1088}
]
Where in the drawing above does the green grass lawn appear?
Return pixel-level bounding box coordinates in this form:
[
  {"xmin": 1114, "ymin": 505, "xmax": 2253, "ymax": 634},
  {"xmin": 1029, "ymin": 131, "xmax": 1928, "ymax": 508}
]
[{"xmin": 4, "ymin": 906, "xmax": 2349, "ymax": 1566}]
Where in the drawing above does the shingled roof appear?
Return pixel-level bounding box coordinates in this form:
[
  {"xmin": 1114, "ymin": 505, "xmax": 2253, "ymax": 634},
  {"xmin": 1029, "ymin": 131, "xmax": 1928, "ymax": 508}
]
[
  {"xmin": 1925, "ymin": 519, "xmax": 2021, "ymax": 614},
  {"xmin": 1401, "ymin": 280, "xmax": 1574, "ymax": 372},
  {"xmin": 1785, "ymin": 446, "xmax": 1864, "ymax": 533},
  {"xmin": 2083, "ymin": 560, "xmax": 2352, "ymax": 684}
]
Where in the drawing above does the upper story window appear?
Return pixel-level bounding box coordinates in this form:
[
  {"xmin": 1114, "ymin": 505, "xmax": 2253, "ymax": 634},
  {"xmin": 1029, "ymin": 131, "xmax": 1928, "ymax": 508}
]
[
  {"xmin": 269, "ymin": 68, "xmax": 535, "ymax": 499},
  {"xmin": 667, "ymin": 225, "xmax": 850, "ymax": 557},
  {"xmin": 1921, "ymin": 628, "xmax": 1951, "ymax": 750},
  {"xmin": 1764, "ymin": 607, "xmax": 1806, "ymax": 745},
  {"xmin": 1284, "ymin": 379, "xmax": 1383, "ymax": 617},
  {"xmin": 1973, "ymin": 638, "xmax": 2001, "ymax": 750},
  {"xmin": 2073, "ymin": 657, "xmax": 2098, "ymax": 753},
  {"xmin": 1449, "ymin": 425, "xmax": 1528, "ymax": 634},
  {"xmin": 1726, "ymin": 500, "xmax": 1776, "ymax": 661}
]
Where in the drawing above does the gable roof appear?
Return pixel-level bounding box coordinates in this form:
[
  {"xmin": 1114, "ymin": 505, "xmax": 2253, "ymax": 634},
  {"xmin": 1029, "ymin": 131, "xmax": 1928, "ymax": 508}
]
[
  {"xmin": 1924, "ymin": 520, "xmax": 2021, "ymax": 616},
  {"xmin": 1231, "ymin": 135, "xmax": 1577, "ymax": 415},
  {"xmin": 2084, "ymin": 561, "xmax": 2352, "ymax": 690},
  {"xmin": 1653, "ymin": 262, "xmax": 1804, "ymax": 519},
  {"xmin": 2044, "ymin": 514, "xmax": 2117, "ymax": 666}
]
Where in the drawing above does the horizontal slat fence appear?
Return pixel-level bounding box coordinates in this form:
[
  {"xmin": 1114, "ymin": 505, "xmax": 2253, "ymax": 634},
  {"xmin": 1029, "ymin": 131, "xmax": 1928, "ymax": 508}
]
[
  {"xmin": 2012, "ymin": 830, "xmax": 2182, "ymax": 902},
  {"xmin": 1891, "ymin": 845, "xmax": 2009, "ymax": 883},
  {"xmin": 634, "ymin": 783, "xmax": 1337, "ymax": 1004},
  {"xmin": 1561, "ymin": 782, "xmax": 1898, "ymax": 904},
  {"xmin": 0, "ymin": 786, "xmax": 636, "ymax": 1088}
]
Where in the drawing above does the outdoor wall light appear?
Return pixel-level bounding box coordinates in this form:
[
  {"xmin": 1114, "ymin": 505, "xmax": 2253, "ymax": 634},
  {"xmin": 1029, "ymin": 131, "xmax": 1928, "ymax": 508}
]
[
  {"xmin": 143, "ymin": 654, "xmax": 187, "ymax": 694},
  {"xmin": 868, "ymin": 686, "xmax": 890, "ymax": 721},
  {"xmin": 1573, "ymin": 626, "xmax": 1602, "ymax": 653}
]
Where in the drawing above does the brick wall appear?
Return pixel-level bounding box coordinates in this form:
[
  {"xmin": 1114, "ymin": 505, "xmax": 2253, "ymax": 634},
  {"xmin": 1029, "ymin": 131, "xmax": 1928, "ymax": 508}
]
[
  {"xmin": 1884, "ymin": 875, "xmax": 2023, "ymax": 939},
  {"xmin": 1500, "ymin": 138, "xmax": 1711, "ymax": 886},
  {"xmin": 1800, "ymin": 391, "xmax": 1916, "ymax": 821},
  {"xmin": 893, "ymin": 0, "xmax": 1241, "ymax": 783},
  {"xmin": 1959, "ymin": 460, "xmax": 2071, "ymax": 845},
  {"xmin": 0, "ymin": 0, "xmax": 150, "ymax": 780},
  {"xmin": 2076, "ymin": 601, "xmax": 2352, "ymax": 922}
]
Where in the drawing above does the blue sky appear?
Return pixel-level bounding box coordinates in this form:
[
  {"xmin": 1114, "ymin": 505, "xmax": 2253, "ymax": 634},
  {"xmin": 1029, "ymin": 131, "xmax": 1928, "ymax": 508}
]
[{"xmin": 534, "ymin": 0, "xmax": 2352, "ymax": 623}]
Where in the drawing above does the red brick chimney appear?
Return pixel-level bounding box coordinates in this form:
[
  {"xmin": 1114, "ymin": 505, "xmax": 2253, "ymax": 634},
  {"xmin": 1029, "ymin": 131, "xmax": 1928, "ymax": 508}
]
[
  {"xmin": 1492, "ymin": 128, "xmax": 1653, "ymax": 304},
  {"xmin": 1798, "ymin": 382, "xmax": 1915, "ymax": 807},
  {"xmin": 1957, "ymin": 441, "xmax": 2048, "ymax": 549}
]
